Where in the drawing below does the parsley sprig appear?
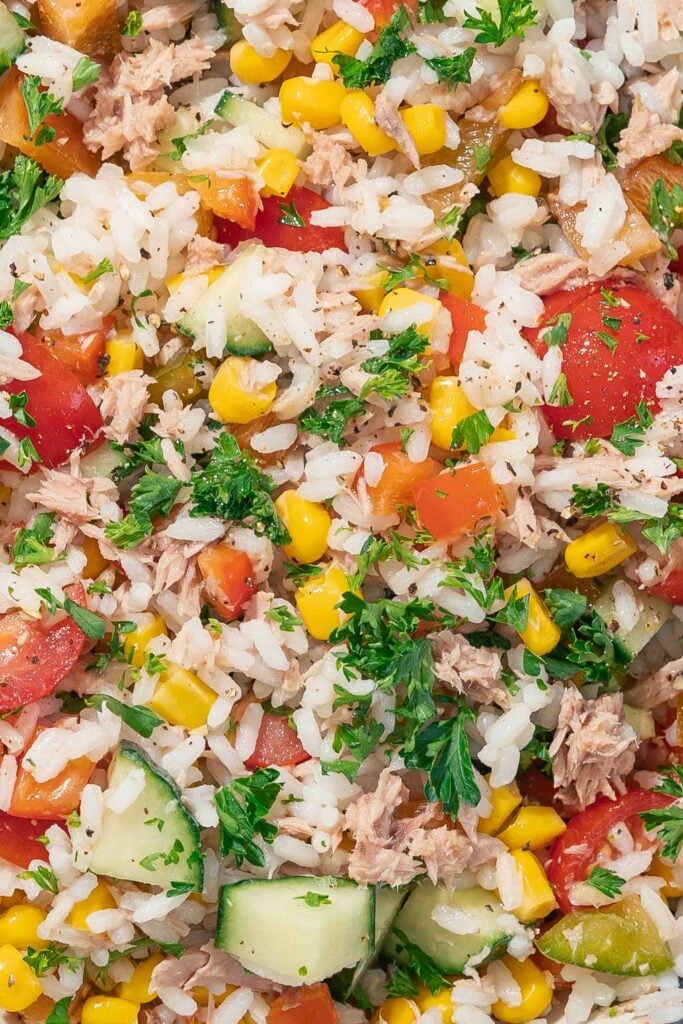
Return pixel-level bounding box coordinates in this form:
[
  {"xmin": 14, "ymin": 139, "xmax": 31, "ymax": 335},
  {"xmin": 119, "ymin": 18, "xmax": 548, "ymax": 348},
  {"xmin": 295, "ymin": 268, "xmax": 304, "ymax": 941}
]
[
  {"xmin": 13, "ymin": 512, "xmax": 60, "ymax": 568},
  {"xmin": 0, "ymin": 155, "xmax": 62, "ymax": 241},
  {"xmin": 214, "ymin": 768, "xmax": 282, "ymax": 867},
  {"xmin": 298, "ymin": 384, "xmax": 366, "ymax": 445},
  {"xmin": 335, "ymin": 8, "xmax": 415, "ymax": 88},
  {"xmin": 20, "ymin": 75, "xmax": 64, "ymax": 146},
  {"xmin": 462, "ymin": 0, "xmax": 537, "ymax": 46},
  {"xmin": 640, "ymin": 766, "xmax": 683, "ymax": 861},
  {"xmin": 105, "ymin": 470, "xmax": 182, "ymax": 549},
  {"xmin": 360, "ymin": 326, "xmax": 430, "ymax": 401},
  {"xmin": 648, "ymin": 178, "xmax": 683, "ymax": 259}
]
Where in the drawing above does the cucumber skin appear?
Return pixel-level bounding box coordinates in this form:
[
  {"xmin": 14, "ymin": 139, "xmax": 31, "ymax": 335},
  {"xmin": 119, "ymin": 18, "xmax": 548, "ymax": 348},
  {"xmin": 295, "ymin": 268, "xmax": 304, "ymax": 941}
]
[
  {"xmin": 224, "ymin": 335, "xmax": 273, "ymax": 357},
  {"xmin": 0, "ymin": 6, "xmax": 26, "ymax": 73},
  {"xmin": 330, "ymin": 886, "xmax": 409, "ymax": 1001},
  {"xmin": 211, "ymin": 0, "xmax": 242, "ymax": 43}
]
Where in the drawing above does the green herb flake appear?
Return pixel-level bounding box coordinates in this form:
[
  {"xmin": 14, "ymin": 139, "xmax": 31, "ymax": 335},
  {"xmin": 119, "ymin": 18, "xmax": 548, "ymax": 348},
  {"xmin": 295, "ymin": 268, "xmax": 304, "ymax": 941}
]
[
  {"xmin": 425, "ymin": 48, "xmax": 476, "ymax": 88},
  {"xmin": 547, "ymin": 372, "xmax": 573, "ymax": 407},
  {"xmin": 648, "ymin": 177, "xmax": 683, "ymax": 259},
  {"xmin": 80, "ymin": 257, "xmax": 114, "ymax": 284},
  {"xmin": 214, "ymin": 767, "xmax": 283, "ymax": 867},
  {"xmin": 13, "ymin": 512, "xmax": 59, "ymax": 567},
  {"xmin": 334, "ymin": 8, "xmax": 415, "ymax": 89},
  {"xmin": 294, "ymin": 891, "xmax": 332, "ymax": 907},
  {"xmin": 609, "ymin": 399, "xmax": 653, "ymax": 456},
  {"xmin": 20, "ymin": 75, "xmax": 64, "ymax": 146},
  {"xmin": 122, "ymin": 9, "xmax": 143, "ymax": 36},
  {"xmin": 0, "ymin": 300, "xmax": 12, "ymax": 329},
  {"xmin": 105, "ymin": 470, "xmax": 183, "ymax": 549},
  {"xmin": 277, "ymin": 199, "xmax": 305, "ymax": 228},
  {"xmin": 462, "ymin": 0, "xmax": 537, "ymax": 46},
  {"xmin": 450, "ymin": 409, "xmax": 494, "ymax": 454},
  {"xmin": 72, "ymin": 56, "xmax": 101, "ymax": 92},
  {"xmin": 542, "ymin": 312, "xmax": 572, "ymax": 348},
  {"xmin": 585, "ymin": 866, "xmax": 625, "ymax": 899}
]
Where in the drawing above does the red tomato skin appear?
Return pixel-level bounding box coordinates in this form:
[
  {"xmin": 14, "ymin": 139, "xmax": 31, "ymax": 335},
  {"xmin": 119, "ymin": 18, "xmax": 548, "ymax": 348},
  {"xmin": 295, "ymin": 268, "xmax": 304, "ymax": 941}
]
[
  {"xmin": 41, "ymin": 323, "xmax": 110, "ymax": 385},
  {"xmin": 360, "ymin": 0, "xmax": 417, "ymax": 29},
  {"xmin": 267, "ymin": 984, "xmax": 339, "ymax": 1024},
  {"xmin": 546, "ymin": 790, "xmax": 674, "ymax": 913},
  {"xmin": 525, "ymin": 282, "xmax": 683, "ymax": 440},
  {"xmin": 1, "ymin": 333, "xmax": 103, "ymax": 470},
  {"xmin": 650, "ymin": 567, "xmax": 683, "ymax": 605},
  {"xmin": 358, "ymin": 442, "xmax": 439, "ymax": 517},
  {"xmin": 244, "ymin": 714, "xmax": 310, "ymax": 770},
  {"xmin": 9, "ymin": 727, "xmax": 95, "ymax": 820},
  {"xmin": 215, "ymin": 186, "xmax": 346, "ymax": 254},
  {"xmin": 0, "ymin": 583, "xmax": 88, "ymax": 714},
  {"xmin": 413, "ymin": 461, "xmax": 500, "ymax": 542},
  {"xmin": 0, "ymin": 810, "xmax": 60, "ymax": 867},
  {"xmin": 441, "ymin": 292, "xmax": 487, "ymax": 371},
  {"xmin": 197, "ymin": 545, "xmax": 256, "ymax": 622}
]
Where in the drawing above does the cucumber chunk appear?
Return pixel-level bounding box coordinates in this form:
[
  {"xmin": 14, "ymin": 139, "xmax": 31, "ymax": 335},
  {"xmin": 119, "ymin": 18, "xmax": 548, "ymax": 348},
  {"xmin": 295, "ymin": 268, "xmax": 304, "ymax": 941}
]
[
  {"xmin": 0, "ymin": 7, "xmax": 26, "ymax": 74},
  {"xmin": 89, "ymin": 742, "xmax": 203, "ymax": 891},
  {"xmin": 216, "ymin": 876, "xmax": 375, "ymax": 985},
  {"xmin": 177, "ymin": 245, "xmax": 272, "ymax": 357},
  {"xmin": 594, "ymin": 588, "xmax": 671, "ymax": 658},
  {"xmin": 215, "ymin": 90, "xmax": 310, "ymax": 159},
  {"xmin": 536, "ymin": 897, "xmax": 674, "ymax": 976},
  {"xmin": 331, "ymin": 886, "xmax": 408, "ymax": 1001},
  {"xmin": 383, "ymin": 881, "xmax": 510, "ymax": 973},
  {"xmin": 211, "ymin": 0, "xmax": 242, "ymax": 44}
]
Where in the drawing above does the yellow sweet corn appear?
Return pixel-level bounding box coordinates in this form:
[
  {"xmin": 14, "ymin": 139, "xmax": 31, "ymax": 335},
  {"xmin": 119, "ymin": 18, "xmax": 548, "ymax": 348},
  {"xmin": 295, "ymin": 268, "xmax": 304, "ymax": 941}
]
[
  {"xmin": 275, "ymin": 490, "xmax": 332, "ymax": 564},
  {"xmin": 166, "ymin": 267, "xmax": 223, "ymax": 293},
  {"xmin": 81, "ymin": 536, "xmax": 108, "ymax": 580},
  {"xmin": 400, "ymin": 104, "xmax": 447, "ymax": 156},
  {"xmin": 488, "ymin": 155, "xmax": 542, "ymax": 198},
  {"xmin": 491, "ymin": 957, "xmax": 553, "ymax": 1024},
  {"xmin": 509, "ymin": 849, "xmax": 557, "ymax": 923},
  {"xmin": 193, "ymin": 985, "xmax": 233, "ymax": 1006},
  {"xmin": 505, "ymin": 579, "xmax": 561, "ymax": 656},
  {"xmin": 428, "ymin": 376, "xmax": 476, "ymax": 450},
  {"xmin": 379, "ymin": 287, "xmax": 443, "ymax": 338},
  {"xmin": 498, "ymin": 806, "xmax": 566, "ymax": 851},
  {"xmin": 256, "ymin": 148, "xmax": 300, "ymax": 197},
  {"xmin": 478, "ymin": 778, "xmax": 523, "ymax": 836},
  {"xmin": 229, "ymin": 40, "xmax": 292, "ymax": 84},
  {"xmin": 279, "ymin": 77, "xmax": 346, "ymax": 130},
  {"xmin": 69, "ymin": 881, "xmax": 116, "ymax": 931},
  {"xmin": 0, "ymin": 945, "xmax": 41, "ymax": 1011},
  {"xmin": 81, "ymin": 995, "xmax": 141, "ymax": 1024},
  {"xmin": 106, "ymin": 334, "xmax": 143, "ymax": 376},
  {"xmin": 296, "ymin": 564, "xmax": 350, "ymax": 640},
  {"xmin": 340, "ymin": 91, "xmax": 396, "ymax": 156},
  {"xmin": 123, "ymin": 615, "xmax": 167, "ymax": 669},
  {"xmin": 209, "ymin": 355, "xmax": 277, "ymax": 425},
  {"xmin": 355, "ymin": 270, "xmax": 390, "ymax": 313},
  {"xmin": 427, "ymin": 238, "xmax": 474, "ymax": 300},
  {"xmin": 0, "ymin": 906, "xmax": 47, "ymax": 950},
  {"xmin": 117, "ymin": 953, "xmax": 163, "ymax": 1004},
  {"xmin": 372, "ymin": 997, "xmax": 418, "ymax": 1024},
  {"xmin": 311, "ymin": 20, "xmax": 365, "ymax": 67},
  {"xmin": 498, "ymin": 80, "xmax": 549, "ymax": 129},
  {"xmin": 564, "ymin": 522, "xmax": 638, "ymax": 579},
  {"xmin": 415, "ymin": 984, "xmax": 453, "ymax": 1019},
  {"xmin": 149, "ymin": 665, "xmax": 217, "ymax": 730}
]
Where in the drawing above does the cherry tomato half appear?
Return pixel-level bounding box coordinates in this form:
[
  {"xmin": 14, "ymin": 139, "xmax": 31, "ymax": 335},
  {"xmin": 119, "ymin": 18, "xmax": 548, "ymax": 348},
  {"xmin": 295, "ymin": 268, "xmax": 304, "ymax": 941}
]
[
  {"xmin": 267, "ymin": 983, "xmax": 339, "ymax": 1024},
  {"xmin": 525, "ymin": 281, "xmax": 683, "ymax": 440},
  {"xmin": 358, "ymin": 443, "xmax": 439, "ymax": 517},
  {"xmin": 0, "ymin": 810, "xmax": 60, "ymax": 867},
  {"xmin": 0, "ymin": 583, "xmax": 89, "ymax": 714},
  {"xmin": 244, "ymin": 713, "xmax": 310, "ymax": 770},
  {"xmin": 197, "ymin": 545, "xmax": 256, "ymax": 622},
  {"xmin": 215, "ymin": 186, "xmax": 346, "ymax": 253}
]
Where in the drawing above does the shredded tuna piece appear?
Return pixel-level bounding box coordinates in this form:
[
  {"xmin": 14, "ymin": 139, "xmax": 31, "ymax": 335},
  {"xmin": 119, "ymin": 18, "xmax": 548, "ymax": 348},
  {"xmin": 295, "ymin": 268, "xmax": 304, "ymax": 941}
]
[
  {"xmin": 626, "ymin": 656, "xmax": 683, "ymax": 709},
  {"xmin": 514, "ymin": 253, "xmax": 590, "ymax": 295},
  {"xmin": 99, "ymin": 370, "xmax": 154, "ymax": 443},
  {"xmin": 636, "ymin": 252, "xmax": 682, "ymax": 315},
  {"xmin": 185, "ymin": 235, "xmax": 229, "ymax": 275},
  {"xmin": 374, "ymin": 91, "xmax": 421, "ymax": 169},
  {"xmin": 141, "ymin": 0, "xmax": 200, "ymax": 31},
  {"xmin": 617, "ymin": 70, "xmax": 683, "ymax": 169},
  {"xmin": 433, "ymin": 631, "xmax": 509, "ymax": 709},
  {"xmin": 549, "ymin": 687, "xmax": 638, "ymax": 811},
  {"xmin": 303, "ymin": 130, "xmax": 364, "ymax": 189},
  {"xmin": 541, "ymin": 53, "xmax": 616, "ymax": 133},
  {"xmin": 151, "ymin": 943, "xmax": 279, "ymax": 996},
  {"xmin": 26, "ymin": 470, "xmax": 116, "ymax": 523}
]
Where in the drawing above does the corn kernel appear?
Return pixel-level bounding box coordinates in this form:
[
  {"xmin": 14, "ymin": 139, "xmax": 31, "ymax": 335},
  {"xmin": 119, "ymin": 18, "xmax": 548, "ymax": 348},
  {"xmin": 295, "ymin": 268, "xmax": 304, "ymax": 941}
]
[
  {"xmin": 81, "ymin": 536, "xmax": 108, "ymax": 580},
  {"xmin": 488, "ymin": 155, "xmax": 542, "ymax": 198},
  {"xmin": 256, "ymin": 148, "xmax": 300, "ymax": 197},
  {"xmin": 193, "ymin": 985, "xmax": 233, "ymax": 1007},
  {"xmin": 379, "ymin": 287, "xmax": 443, "ymax": 338},
  {"xmin": 415, "ymin": 985, "xmax": 453, "ymax": 1019},
  {"xmin": 106, "ymin": 334, "xmax": 143, "ymax": 376},
  {"xmin": 279, "ymin": 77, "xmax": 346, "ymax": 131},
  {"xmin": 0, "ymin": 906, "xmax": 47, "ymax": 950},
  {"xmin": 491, "ymin": 957, "xmax": 553, "ymax": 1024},
  {"xmin": 149, "ymin": 665, "xmax": 217, "ymax": 730},
  {"xmin": 123, "ymin": 615, "xmax": 167, "ymax": 669},
  {"xmin": 355, "ymin": 270, "xmax": 390, "ymax": 313},
  {"xmin": 505, "ymin": 579, "xmax": 561, "ymax": 656},
  {"xmin": 564, "ymin": 522, "xmax": 638, "ymax": 579},
  {"xmin": 166, "ymin": 267, "xmax": 223, "ymax": 293},
  {"xmin": 479, "ymin": 778, "xmax": 523, "ymax": 836},
  {"xmin": 340, "ymin": 91, "xmax": 396, "ymax": 156},
  {"xmin": 509, "ymin": 849, "xmax": 557, "ymax": 923},
  {"xmin": 400, "ymin": 104, "xmax": 447, "ymax": 156},
  {"xmin": 229, "ymin": 40, "xmax": 292, "ymax": 85},
  {"xmin": 275, "ymin": 490, "xmax": 332, "ymax": 564},
  {"xmin": 498, "ymin": 80, "xmax": 549, "ymax": 130},
  {"xmin": 81, "ymin": 995, "xmax": 140, "ymax": 1024},
  {"xmin": 69, "ymin": 881, "xmax": 116, "ymax": 931},
  {"xmin": 311, "ymin": 20, "xmax": 365, "ymax": 68},
  {"xmin": 117, "ymin": 954, "xmax": 163, "ymax": 1004},
  {"xmin": 296, "ymin": 564, "xmax": 351, "ymax": 641},
  {"xmin": 497, "ymin": 806, "xmax": 566, "ymax": 851},
  {"xmin": 427, "ymin": 239, "xmax": 474, "ymax": 300},
  {"xmin": 372, "ymin": 997, "xmax": 418, "ymax": 1024},
  {"xmin": 428, "ymin": 376, "xmax": 476, "ymax": 449},
  {"xmin": 209, "ymin": 355, "xmax": 277, "ymax": 425},
  {"xmin": 0, "ymin": 945, "xmax": 41, "ymax": 1011}
]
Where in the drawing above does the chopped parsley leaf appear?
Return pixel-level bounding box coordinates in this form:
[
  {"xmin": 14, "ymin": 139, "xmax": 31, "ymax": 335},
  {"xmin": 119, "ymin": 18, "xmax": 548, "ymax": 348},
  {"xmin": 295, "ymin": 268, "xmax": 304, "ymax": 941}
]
[
  {"xmin": 72, "ymin": 56, "xmax": 101, "ymax": 92},
  {"xmin": 424, "ymin": 48, "xmax": 476, "ymax": 88},
  {"xmin": 334, "ymin": 7, "xmax": 415, "ymax": 89},
  {"xmin": 547, "ymin": 372, "xmax": 572, "ymax": 407},
  {"xmin": 0, "ymin": 155, "xmax": 62, "ymax": 241},
  {"xmin": 214, "ymin": 767, "xmax": 283, "ymax": 867},
  {"xmin": 13, "ymin": 512, "xmax": 59, "ymax": 567},
  {"xmin": 277, "ymin": 199, "xmax": 305, "ymax": 228},
  {"xmin": 462, "ymin": 0, "xmax": 537, "ymax": 46},
  {"xmin": 585, "ymin": 867, "xmax": 625, "ymax": 899},
  {"xmin": 450, "ymin": 409, "xmax": 494, "ymax": 454},
  {"xmin": 542, "ymin": 312, "xmax": 572, "ymax": 347},
  {"xmin": 648, "ymin": 177, "xmax": 683, "ymax": 259},
  {"xmin": 298, "ymin": 384, "xmax": 366, "ymax": 445},
  {"xmin": 105, "ymin": 470, "xmax": 182, "ymax": 549},
  {"xmin": 20, "ymin": 75, "xmax": 64, "ymax": 146},
  {"xmin": 360, "ymin": 325, "xmax": 430, "ymax": 401},
  {"xmin": 609, "ymin": 399, "xmax": 653, "ymax": 455}
]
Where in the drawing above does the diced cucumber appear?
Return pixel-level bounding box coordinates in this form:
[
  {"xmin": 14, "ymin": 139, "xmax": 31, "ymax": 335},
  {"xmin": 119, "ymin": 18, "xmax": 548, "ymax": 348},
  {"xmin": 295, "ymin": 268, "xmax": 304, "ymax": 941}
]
[
  {"xmin": 0, "ymin": 7, "xmax": 26, "ymax": 74},
  {"xmin": 536, "ymin": 897, "xmax": 674, "ymax": 976},
  {"xmin": 331, "ymin": 886, "xmax": 408, "ymax": 1001},
  {"xmin": 383, "ymin": 882, "xmax": 510, "ymax": 973},
  {"xmin": 177, "ymin": 245, "xmax": 273, "ymax": 357},
  {"xmin": 215, "ymin": 90, "xmax": 310, "ymax": 159},
  {"xmin": 152, "ymin": 107, "xmax": 206, "ymax": 174},
  {"xmin": 89, "ymin": 742, "xmax": 203, "ymax": 891},
  {"xmin": 216, "ymin": 876, "xmax": 375, "ymax": 985},
  {"xmin": 594, "ymin": 587, "xmax": 671, "ymax": 658},
  {"xmin": 79, "ymin": 443, "xmax": 126, "ymax": 480},
  {"xmin": 211, "ymin": 0, "xmax": 242, "ymax": 44}
]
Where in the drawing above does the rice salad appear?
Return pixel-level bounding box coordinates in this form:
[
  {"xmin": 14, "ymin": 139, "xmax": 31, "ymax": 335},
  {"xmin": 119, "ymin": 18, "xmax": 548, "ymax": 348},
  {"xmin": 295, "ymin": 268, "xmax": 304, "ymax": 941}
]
[{"xmin": 0, "ymin": 0, "xmax": 680, "ymax": 1022}]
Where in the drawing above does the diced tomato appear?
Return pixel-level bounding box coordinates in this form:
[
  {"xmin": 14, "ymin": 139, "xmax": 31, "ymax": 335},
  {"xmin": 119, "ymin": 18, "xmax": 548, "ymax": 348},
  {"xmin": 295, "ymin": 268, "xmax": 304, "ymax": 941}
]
[
  {"xmin": 40, "ymin": 324, "xmax": 110, "ymax": 385},
  {"xmin": 525, "ymin": 281, "xmax": 683, "ymax": 440},
  {"xmin": 267, "ymin": 984, "xmax": 339, "ymax": 1024},
  {"xmin": 244, "ymin": 713, "xmax": 310, "ymax": 770},
  {"xmin": 1, "ymin": 333, "xmax": 103, "ymax": 471},
  {"xmin": 0, "ymin": 583, "xmax": 89, "ymax": 714},
  {"xmin": 197, "ymin": 545, "xmax": 256, "ymax": 622},
  {"xmin": 546, "ymin": 790, "xmax": 675, "ymax": 913},
  {"xmin": 215, "ymin": 186, "xmax": 346, "ymax": 254},
  {"xmin": 441, "ymin": 292, "xmax": 487, "ymax": 371},
  {"xmin": 651, "ymin": 567, "xmax": 683, "ymax": 605},
  {"xmin": 413, "ymin": 461, "xmax": 501, "ymax": 542},
  {"xmin": 10, "ymin": 727, "xmax": 95, "ymax": 820},
  {"xmin": 360, "ymin": 0, "xmax": 417, "ymax": 29},
  {"xmin": 0, "ymin": 810, "xmax": 60, "ymax": 867},
  {"xmin": 191, "ymin": 173, "xmax": 260, "ymax": 230},
  {"xmin": 358, "ymin": 443, "xmax": 439, "ymax": 517}
]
